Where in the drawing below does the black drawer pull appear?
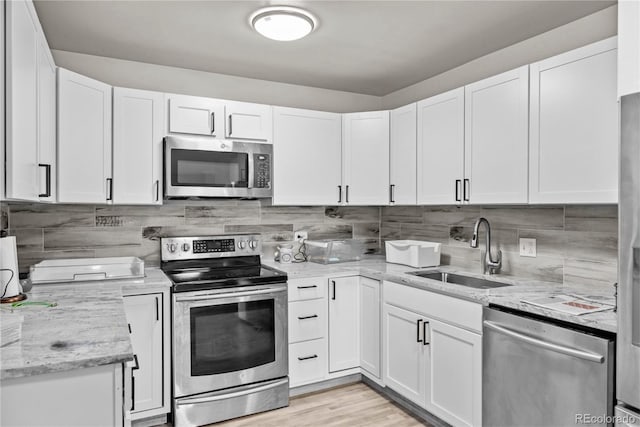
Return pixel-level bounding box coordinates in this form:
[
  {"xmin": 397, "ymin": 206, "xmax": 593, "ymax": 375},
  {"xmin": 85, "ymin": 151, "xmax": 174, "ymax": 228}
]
[
  {"xmin": 297, "ymin": 314, "xmax": 318, "ymax": 320},
  {"xmin": 297, "ymin": 285, "xmax": 318, "ymax": 289},
  {"xmin": 298, "ymin": 354, "xmax": 318, "ymax": 361},
  {"xmin": 416, "ymin": 319, "xmax": 423, "ymax": 343}
]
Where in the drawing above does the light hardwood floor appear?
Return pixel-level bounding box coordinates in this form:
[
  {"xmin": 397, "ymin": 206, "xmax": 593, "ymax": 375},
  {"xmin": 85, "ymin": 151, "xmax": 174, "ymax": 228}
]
[{"xmin": 210, "ymin": 382, "xmax": 429, "ymax": 427}]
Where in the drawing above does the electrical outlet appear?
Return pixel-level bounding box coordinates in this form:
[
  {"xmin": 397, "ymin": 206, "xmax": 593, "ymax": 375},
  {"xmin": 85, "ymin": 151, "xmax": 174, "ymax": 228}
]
[
  {"xmin": 519, "ymin": 238, "xmax": 537, "ymax": 257},
  {"xmin": 294, "ymin": 231, "xmax": 308, "ymax": 242}
]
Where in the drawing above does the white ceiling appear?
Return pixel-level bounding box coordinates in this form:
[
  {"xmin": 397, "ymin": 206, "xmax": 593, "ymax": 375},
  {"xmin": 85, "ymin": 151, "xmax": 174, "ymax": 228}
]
[{"xmin": 33, "ymin": 0, "xmax": 615, "ymax": 96}]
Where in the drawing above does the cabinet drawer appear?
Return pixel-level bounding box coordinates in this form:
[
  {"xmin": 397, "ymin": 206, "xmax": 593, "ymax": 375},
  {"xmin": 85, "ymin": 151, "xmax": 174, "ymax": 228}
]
[
  {"xmin": 384, "ymin": 281, "xmax": 483, "ymax": 333},
  {"xmin": 289, "ymin": 299, "xmax": 326, "ymax": 343},
  {"xmin": 289, "ymin": 339, "xmax": 327, "ymax": 387},
  {"xmin": 288, "ymin": 278, "xmax": 327, "ymax": 302}
]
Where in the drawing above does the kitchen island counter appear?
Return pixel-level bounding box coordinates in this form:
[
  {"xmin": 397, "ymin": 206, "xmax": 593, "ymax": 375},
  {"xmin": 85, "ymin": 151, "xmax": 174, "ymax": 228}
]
[{"xmin": 0, "ymin": 268, "xmax": 171, "ymax": 380}]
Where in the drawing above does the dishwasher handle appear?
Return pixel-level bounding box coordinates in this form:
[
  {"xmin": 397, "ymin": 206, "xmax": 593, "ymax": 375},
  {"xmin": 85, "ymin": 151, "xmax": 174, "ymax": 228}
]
[{"xmin": 483, "ymin": 320, "xmax": 605, "ymax": 363}]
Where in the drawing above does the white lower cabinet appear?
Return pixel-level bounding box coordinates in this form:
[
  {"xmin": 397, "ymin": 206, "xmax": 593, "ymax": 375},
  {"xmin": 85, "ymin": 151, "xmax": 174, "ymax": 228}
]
[
  {"xmin": 289, "ymin": 340, "xmax": 328, "ymax": 386},
  {"xmin": 359, "ymin": 277, "xmax": 381, "ymax": 380},
  {"xmin": 383, "ymin": 281, "xmax": 482, "ymax": 427},
  {"xmin": 328, "ymin": 276, "xmax": 360, "ymax": 372},
  {"xmin": 289, "ymin": 299, "xmax": 326, "ymax": 343},
  {"xmin": 123, "ymin": 291, "xmax": 170, "ymax": 420}
]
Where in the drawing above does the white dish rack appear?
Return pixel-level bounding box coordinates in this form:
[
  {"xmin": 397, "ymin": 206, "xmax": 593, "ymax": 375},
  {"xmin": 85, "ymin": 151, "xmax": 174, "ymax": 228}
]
[
  {"xmin": 29, "ymin": 257, "xmax": 145, "ymax": 284},
  {"xmin": 385, "ymin": 240, "xmax": 441, "ymax": 268}
]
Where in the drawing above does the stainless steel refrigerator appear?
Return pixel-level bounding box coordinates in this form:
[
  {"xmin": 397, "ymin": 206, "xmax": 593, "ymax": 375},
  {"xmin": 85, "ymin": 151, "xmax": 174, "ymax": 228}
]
[{"xmin": 617, "ymin": 92, "xmax": 640, "ymax": 424}]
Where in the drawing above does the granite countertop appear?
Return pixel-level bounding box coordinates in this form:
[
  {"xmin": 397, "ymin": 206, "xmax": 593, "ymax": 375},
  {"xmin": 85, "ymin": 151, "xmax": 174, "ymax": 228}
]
[
  {"xmin": 263, "ymin": 257, "xmax": 617, "ymax": 334},
  {"xmin": 0, "ymin": 268, "xmax": 171, "ymax": 380}
]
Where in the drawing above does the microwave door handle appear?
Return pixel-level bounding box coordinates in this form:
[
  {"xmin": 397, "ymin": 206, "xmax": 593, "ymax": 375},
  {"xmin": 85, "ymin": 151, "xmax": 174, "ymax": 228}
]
[{"xmin": 247, "ymin": 153, "xmax": 255, "ymax": 189}]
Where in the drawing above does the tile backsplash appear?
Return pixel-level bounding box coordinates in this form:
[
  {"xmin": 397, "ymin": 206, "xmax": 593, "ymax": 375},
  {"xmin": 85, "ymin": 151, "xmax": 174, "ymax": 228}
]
[
  {"xmin": 1, "ymin": 201, "xmax": 618, "ymax": 293},
  {"xmin": 381, "ymin": 205, "xmax": 618, "ymax": 292}
]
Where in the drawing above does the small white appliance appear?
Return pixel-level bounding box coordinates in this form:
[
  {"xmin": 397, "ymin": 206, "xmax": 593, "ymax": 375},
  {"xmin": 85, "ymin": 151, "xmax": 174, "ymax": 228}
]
[
  {"xmin": 385, "ymin": 240, "xmax": 441, "ymax": 268},
  {"xmin": 0, "ymin": 236, "xmax": 23, "ymax": 301}
]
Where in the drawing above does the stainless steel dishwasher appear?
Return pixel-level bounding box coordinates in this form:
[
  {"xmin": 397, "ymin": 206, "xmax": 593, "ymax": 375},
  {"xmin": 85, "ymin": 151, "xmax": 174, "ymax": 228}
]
[{"xmin": 483, "ymin": 307, "xmax": 614, "ymax": 427}]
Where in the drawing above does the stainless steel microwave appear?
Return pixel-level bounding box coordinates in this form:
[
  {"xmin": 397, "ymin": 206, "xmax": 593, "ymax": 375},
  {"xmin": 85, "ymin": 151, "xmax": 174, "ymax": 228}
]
[{"xmin": 164, "ymin": 135, "xmax": 272, "ymax": 198}]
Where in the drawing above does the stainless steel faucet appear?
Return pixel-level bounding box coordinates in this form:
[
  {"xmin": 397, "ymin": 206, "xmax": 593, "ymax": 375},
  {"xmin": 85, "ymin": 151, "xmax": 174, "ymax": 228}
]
[{"xmin": 470, "ymin": 217, "xmax": 502, "ymax": 274}]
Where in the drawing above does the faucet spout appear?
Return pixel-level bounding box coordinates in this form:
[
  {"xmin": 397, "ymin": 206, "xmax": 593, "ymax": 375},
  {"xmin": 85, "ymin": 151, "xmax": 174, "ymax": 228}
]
[{"xmin": 470, "ymin": 217, "xmax": 502, "ymax": 274}]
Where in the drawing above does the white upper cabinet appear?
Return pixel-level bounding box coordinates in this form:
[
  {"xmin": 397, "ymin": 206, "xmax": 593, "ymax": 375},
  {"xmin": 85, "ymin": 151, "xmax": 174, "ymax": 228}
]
[
  {"xmin": 342, "ymin": 111, "xmax": 390, "ymax": 205},
  {"xmin": 417, "ymin": 88, "xmax": 465, "ymax": 205},
  {"xmin": 167, "ymin": 94, "xmax": 225, "ymax": 137},
  {"xmin": 113, "ymin": 88, "xmax": 165, "ymax": 205},
  {"xmin": 225, "ymin": 101, "xmax": 272, "ymax": 143},
  {"xmin": 529, "ymin": 38, "xmax": 618, "ymax": 204},
  {"xmin": 618, "ymin": 1, "xmax": 640, "ymax": 97},
  {"xmin": 464, "ymin": 66, "xmax": 529, "ymax": 204},
  {"xmin": 390, "ymin": 103, "xmax": 417, "ymax": 205},
  {"xmin": 6, "ymin": 0, "xmax": 38, "ymax": 201},
  {"xmin": 57, "ymin": 68, "xmax": 113, "ymax": 204},
  {"xmin": 36, "ymin": 36, "xmax": 57, "ymax": 202},
  {"xmin": 273, "ymin": 107, "xmax": 342, "ymax": 205}
]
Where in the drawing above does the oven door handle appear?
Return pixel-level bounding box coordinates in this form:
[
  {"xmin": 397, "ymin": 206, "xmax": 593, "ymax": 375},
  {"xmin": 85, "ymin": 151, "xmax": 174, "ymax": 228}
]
[
  {"xmin": 175, "ymin": 378, "xmax": 289, "ymax": 406},
  {"xmin": 175, "ymin": 286, "xmax": 285, "ymax": 302}
]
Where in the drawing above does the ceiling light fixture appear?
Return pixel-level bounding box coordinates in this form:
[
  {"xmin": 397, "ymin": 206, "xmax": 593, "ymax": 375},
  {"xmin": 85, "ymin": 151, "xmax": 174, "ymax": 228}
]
[{"xmin": 250, "ymin": 6, "xmax": 317, "ymax": 41}]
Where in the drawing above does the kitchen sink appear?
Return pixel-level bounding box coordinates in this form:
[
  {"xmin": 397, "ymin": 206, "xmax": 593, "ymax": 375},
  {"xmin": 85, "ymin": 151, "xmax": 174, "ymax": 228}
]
[{"xmin": 409, "ymin": 271, "xmax": 512, "ymax": 289}]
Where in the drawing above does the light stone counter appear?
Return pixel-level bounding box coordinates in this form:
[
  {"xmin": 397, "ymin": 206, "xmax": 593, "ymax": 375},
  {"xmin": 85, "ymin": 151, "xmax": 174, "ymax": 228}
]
[
  {"xmin": 0, "ymin": 268, "xmax": 171, "ymax": 380},
  {"xmin": 263, "ymin": 257, "xmax": 617, "ymax": 334}
]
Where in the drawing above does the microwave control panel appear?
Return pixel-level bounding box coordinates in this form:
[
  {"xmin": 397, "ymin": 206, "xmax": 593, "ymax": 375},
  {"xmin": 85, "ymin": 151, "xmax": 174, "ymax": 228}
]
[{"xmin": 254, "ymin": 154, "xmax": 271, "ymax": 189}]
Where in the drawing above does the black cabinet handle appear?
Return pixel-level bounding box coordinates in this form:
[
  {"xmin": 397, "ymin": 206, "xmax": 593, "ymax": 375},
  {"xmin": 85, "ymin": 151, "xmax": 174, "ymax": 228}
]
[
  {"xmin": 155, "ymin": 296, "xmax": 159, "ymax": 322},
  {"xmin": 155, "ymin": 180, "xmax": 160, "ymax": 202},
  {"xmin": 463, "ymin": 179, "xmax": 470, "ymax": 202},
  {"xmin": 455, "ymin": 179, "xmax": 461, "ymax": 202},
  {"xmin": 106, "ymin": 178, "xmax": 113, "ymax": 201},
  {"xmin": 131, "ymin": 375, "xmax": 136, "ymax": 411},
  {"xmin": 338, "ymin": 185, "xmax": 342, "ymax": 203},
  {"xmin": 298, "ymin": 354, "xmax": 318, "ymax": 361},
  {"xmin": 297, "ymin": 285, "xmax": 317, "ymax": 289},
  {"xmin": 38, "ymin": 164, "xmax": 51, "ymax": 197},
  {"xmin": 345, "ymin": 185, "xmax": 349, "ymax": 203},
  {"xmin": 416, "ymin": 319, "xmax": 423, "ymax": 343},
  {"xmin": 127, "ymin": 323, "xmax": 131, "ymax": 334},
  {"xmin": 331, "ymin": 280, "xmax": 336, "ymax": 300},
  {"xmin": 390, "ymin": 184, "xmax": 395, "ymax": 203},
  {"xmin": 297, "ymin": 314, "xmax": 318, "ymax": 320},
  {"xmin": 132, "ymin": 354, "xmax": 140, "ymax": 370},
  {"xmin": 423, "ymin": 321, "xmax": 430, "ymax": 346},
  {"xmin": 210, "ymin": 112, "xmax": 216, "ymax": 135},
  {"xmin": 228, "ymin": 114, "xmax": 233, "ymax": 136}
]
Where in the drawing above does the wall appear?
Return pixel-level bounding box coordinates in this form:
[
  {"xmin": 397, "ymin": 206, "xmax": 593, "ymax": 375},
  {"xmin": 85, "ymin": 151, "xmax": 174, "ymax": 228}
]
[
  {"xmin": 1, "ymin": 201, "xmax": 618, "ymax": 295},
  {"xmin": 381, "ymin": 205, "xmax": 618, "ymax": 293},
  {"xmin": 381, "ymin": 5, "xmax": 617, "ymax": 109},
  {"xmin": 0, "ymin": 201, "xmax": 380, "ymax": 274},
  {"xmin": 51, "ymin": 50, "xmax": 382, "ymax": 113}
]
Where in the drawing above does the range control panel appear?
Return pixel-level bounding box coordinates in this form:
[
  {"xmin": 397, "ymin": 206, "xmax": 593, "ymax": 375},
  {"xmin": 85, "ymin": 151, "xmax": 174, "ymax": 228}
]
[{"xmin": 161, "ymin": 234, "xmax": 262, "ymax": 261}]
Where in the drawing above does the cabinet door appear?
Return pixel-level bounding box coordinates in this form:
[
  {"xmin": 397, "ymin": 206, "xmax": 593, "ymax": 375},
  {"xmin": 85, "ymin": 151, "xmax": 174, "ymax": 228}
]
[
  {"xmin": 124, "ymin": 294, "xmax": 163, "ymax": 414},
  {"xmin": 360, "ymin": 277, "xmax": 381, "ymax": 379},
  {"xmin": 328, "ymin": 277, "xmax": 359, "ymax": 372},
  {"xmin": 390, "ymin": 103, "xmax": 417, "ymax": 205},
  {"xmin": 113, "ymin": 88, "xmax": 165, "ymax": 205},
  {"xmin": 343, "ymin": 111, "xmax": 390, "ymax": 205},
  {"xmin": 619, "ymin": 2, "xmax": 640, "ymax": 97},
  {"xmin": 225, "ymin": 101, "xmax": 272, "ymax": 142},
  {"xmin": 5, "ymin": 0, "xmax": 39, "ymax": 201},
  {"xmin": 273, "ymin": 107, "xmax": 342, "ymax": 205},
  {"xmin": 57, "ymin": 68, "xmax": 112, "ymax": 204},
  {"xmin": 464, "ymin": 66, "xmax": 529, "ymax": 204},
  {"xmin": 383, "ymin": 303, "xmax": 427, "ymax": 407},
  {"xmin": 417, "ymin": 88, "xmax": 465, "ymax": 205},
  {"xmin": 427, "ymin": 319, "xmax": 482, "ymax": 427},
  {"xmin": 168, "ymin": 94, "xmax": 225, "ymax": 137},
  {"xmin": 36, "ymin": 37, "xmax": 57, "ymax": 202},
  {"xmin": 529, "ymin": 38, "xmax": 618, "ymax": 204}
]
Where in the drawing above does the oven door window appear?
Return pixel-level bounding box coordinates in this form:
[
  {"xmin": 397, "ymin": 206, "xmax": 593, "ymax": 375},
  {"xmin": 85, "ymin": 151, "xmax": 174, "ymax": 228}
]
[
  {"xmin": 171, "ymin": 148, "xmax": 249, "ymax": 188},
  {"xmin": 190, "ymin": 300, "xmax": 275, "ymax": 376}
]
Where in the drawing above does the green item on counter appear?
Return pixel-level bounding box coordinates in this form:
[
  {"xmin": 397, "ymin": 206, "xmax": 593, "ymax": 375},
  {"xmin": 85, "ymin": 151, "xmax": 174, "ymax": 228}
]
[{"xmin": 11, "ymin": 301, "xmax": 58, "ymax": 308}]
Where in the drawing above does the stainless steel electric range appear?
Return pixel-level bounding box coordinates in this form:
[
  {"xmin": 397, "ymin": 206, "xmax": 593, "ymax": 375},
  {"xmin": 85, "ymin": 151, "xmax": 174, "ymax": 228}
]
[{"xmin": 161, "ymin": 234, "xmax": 289, "ymax": 427}]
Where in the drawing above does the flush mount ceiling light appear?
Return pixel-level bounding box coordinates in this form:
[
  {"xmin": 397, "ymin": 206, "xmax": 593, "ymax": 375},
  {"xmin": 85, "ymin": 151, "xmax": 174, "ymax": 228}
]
[{"xmin": 250, "ymin": 6, "xmax": 317, "ymax": 41}]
